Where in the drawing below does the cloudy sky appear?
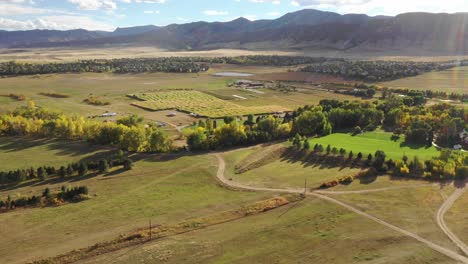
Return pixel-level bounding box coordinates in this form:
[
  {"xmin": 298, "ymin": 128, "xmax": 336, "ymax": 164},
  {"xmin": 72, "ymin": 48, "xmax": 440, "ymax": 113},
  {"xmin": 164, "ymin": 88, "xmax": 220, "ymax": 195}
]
[{"xmin": 1, "ymin": 0, "xmax": 467, "ymax": 31}]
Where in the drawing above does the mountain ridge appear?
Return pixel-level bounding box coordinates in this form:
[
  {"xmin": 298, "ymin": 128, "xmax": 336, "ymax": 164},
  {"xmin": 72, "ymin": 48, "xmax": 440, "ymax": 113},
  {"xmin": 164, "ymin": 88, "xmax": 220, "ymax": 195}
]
[{"xmin": 1, "ymin": 9, "xmax": 467, "ymax": 54}]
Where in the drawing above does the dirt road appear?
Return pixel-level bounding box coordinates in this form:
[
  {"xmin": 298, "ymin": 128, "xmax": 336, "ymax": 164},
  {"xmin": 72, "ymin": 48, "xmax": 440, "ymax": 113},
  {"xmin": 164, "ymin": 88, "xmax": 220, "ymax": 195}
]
[
  {"xmin": 437, "ymin": 186, "xmax": 468, "ymax": 256},
  {"xmin": 214, "ymin": 153, "xmax": 468, "ymax": 263}
]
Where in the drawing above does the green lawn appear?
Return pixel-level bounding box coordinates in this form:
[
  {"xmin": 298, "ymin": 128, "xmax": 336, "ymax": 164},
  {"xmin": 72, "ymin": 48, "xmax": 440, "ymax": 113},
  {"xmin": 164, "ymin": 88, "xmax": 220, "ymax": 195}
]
[{"xmin": 307, "ymin": 131, "xmax": 439, "ymax": 160}]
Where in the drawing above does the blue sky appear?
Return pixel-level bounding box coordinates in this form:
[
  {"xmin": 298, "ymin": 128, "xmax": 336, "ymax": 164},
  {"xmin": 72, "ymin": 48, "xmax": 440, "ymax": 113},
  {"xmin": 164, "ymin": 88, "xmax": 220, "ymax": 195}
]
[{"xmin": 0, "ymin": 0, "xmax": 467, "ymax": 31}]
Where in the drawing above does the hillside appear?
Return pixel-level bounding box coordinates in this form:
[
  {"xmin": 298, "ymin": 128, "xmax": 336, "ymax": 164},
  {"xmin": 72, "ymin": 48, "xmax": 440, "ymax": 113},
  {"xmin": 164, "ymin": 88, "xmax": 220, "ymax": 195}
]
[{"xmin": 0, "ymin": 9, "xmax": 467, "ymax": 54}]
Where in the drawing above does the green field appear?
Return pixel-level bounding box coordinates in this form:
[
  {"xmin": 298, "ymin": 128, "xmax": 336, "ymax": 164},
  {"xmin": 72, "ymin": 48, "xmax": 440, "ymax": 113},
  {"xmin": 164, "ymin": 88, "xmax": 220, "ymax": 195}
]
[
  {"xmin": 380, "ymin": 66, "xmax": 468, "ymax": 93},
  {"xmin": 131, "ymin": 91, "xmax": 289, "ymax": 118},
  {"xmin": 307, "ymin": 131, "xmax": 440, "ymax": 160}
]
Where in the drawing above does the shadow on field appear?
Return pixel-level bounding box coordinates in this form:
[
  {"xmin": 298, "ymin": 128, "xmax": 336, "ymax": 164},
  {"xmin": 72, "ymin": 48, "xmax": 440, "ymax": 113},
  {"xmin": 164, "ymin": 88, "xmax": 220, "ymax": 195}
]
[
  {"xmin": 0, "ymin": 137, "xmax": 52, "ymax": 152},
  {"xmin": 399, "ymin": 141, "xmax": 433, "ymax": 150},
  {"xmin": 0, "ymin": 172, "xmax": 102, "ymax": 192},
  {"xmin": 46, "ymin": 141, "xmax": 113, "ymax": 157},
  {"xmin": 279, "ymin": 149, "xmax": 361, "ymax": 171},
  {"xmin": 0, "ymin": 136, "xmax": 114, "ymax": 157}
]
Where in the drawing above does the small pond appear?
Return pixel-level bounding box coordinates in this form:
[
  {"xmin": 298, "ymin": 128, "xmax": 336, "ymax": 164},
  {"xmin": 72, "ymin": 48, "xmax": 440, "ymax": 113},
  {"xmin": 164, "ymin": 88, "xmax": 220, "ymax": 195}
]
[{"xmin": 213, "ymin": 72, "xmax": 254, "ymax": 77}]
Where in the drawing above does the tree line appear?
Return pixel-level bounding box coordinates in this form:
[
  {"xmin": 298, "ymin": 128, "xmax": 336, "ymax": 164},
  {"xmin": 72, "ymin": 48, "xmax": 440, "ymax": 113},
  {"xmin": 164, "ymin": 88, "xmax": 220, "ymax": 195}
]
[
  {"xmin": 0, "ymin": 152, "xmax": 133, "ymax": 185},
  {"xmin": 0, "ymin": 104, "xmax": 172, "ymax": 153},
  {"xmin": 0, "ymin": 186, "xmax": 89, "ymax": 212},
  {"xmin": 300, "ymin": 60, "xmax": 467, "ymax": 81},
  {"xmin": 0, "ymin": 58, "xmax": 210, "ymax": 76}
]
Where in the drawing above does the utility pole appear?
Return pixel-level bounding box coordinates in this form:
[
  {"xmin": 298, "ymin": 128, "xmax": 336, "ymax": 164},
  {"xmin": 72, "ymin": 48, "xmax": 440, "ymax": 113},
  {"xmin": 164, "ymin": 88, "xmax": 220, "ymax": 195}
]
[
  {"xmin": 304, "ymin": 178, "xmax": 307, "ymax": 196},
  {"xmin": 149, "ymin": 219, "xmax": 152, "ymax": 241}
]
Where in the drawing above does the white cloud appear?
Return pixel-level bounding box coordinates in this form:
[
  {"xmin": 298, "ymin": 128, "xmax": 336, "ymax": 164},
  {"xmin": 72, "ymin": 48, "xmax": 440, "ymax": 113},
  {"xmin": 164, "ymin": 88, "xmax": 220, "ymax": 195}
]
[
  {"xmin": 204, "ymin": 10, "xmax": 229, "ymax": 16},
  {"xmin": 249, "ymin": 0, "xmax": 280, "ymax": 3},
  {"xmin": 243, "ymin": 14, "xmax": 258, "ymax": 20},
  {"xmin": 290, "ymin": 0, "xmax": 468, "ymax": 16},
  {"xmin": 143, "ymin": 10, "xmax": 160, "ymax": 14},
  {"xmin": 68, "ymin": 0, "xmax": 116, "ymax": 10},
  {"xmin": 2, "ymin": 0, "xmax": 35, "ymax": 3},
  {"xmin": 0, "ymin": 15, "xmax": 116, "ymax": 31},
  {"xmin": 121, "ymin": 0, "xmax": 166, "ymax": 3},
  {"xmin": 267, "ymin": 11, "xmax": 281, "ymax": 16},
  {"xmin": 0, "ymin": 3, "xmax": 51, "ymax": 15}
]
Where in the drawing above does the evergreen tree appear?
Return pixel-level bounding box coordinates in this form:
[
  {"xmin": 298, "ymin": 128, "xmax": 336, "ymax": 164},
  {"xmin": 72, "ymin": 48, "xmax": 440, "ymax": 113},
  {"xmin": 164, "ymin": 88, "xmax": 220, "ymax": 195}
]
[
  {"xmin": 42, "ymin": 188, "xmax": 50, "ymax": 198},
  {"xmin": 303, "ymin": 140, "xmax": 310, "ymax": 150},
  {"xmin": 66, "ymin": 164, "xmax": 74, "ymax": 176},
  {"xmin": 123, "ymin": 159, "xmax": 133, "ymax": 170},
  {"xmin": 98, "ymin": 160, "xmax": 109, "ymax": 173},
  {"xmin": 37, "ymin": 167, "xmax": 47, "ymax": 181},
  {"xmin": 59, "ymin": 166, "xmax": 66, "ymax": 178},
  {"xmin": 78, "ymin": 163, "xmax": 88, "ymax": 176}
]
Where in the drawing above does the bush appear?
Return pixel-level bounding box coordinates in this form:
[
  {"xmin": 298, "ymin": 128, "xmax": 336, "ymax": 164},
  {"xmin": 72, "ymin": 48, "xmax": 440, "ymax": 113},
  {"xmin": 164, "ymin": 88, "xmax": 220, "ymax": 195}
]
[{"xmin": 353, "ymin": 126, "xmax": 362, "ymax": 135}]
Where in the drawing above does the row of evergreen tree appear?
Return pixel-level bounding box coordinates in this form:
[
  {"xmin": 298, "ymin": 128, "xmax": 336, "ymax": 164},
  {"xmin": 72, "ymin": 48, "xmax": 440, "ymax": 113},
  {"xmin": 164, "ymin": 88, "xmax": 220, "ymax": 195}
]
[
  {"xmin": 0, "ymin": 186, "xmax": 89, "ymax": 211},
  {"xmin": 292, "ymin": 135, "xmax": 467, "ymax": 180},
  {"xmin": 0, "ymin": 157, "xmax": 133, "ymax": 185}
]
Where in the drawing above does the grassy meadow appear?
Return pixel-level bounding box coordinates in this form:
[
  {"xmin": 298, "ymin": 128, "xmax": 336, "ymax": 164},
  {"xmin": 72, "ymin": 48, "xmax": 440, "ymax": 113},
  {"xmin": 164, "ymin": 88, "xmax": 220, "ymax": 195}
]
[
  {"xmin": 80, "ymin": 197, "xmax": 454, "ymax": 264},
  {"xmin": 445, "ymin": 190, "xmax": 468, "ymax": 246},
  {"xmin": 331, "ymin": 185, "xmax": 458, "ymax": 252},
  {"xmin": 0, "ymin": 138, "xmax": 272, "ymax": 263},
  {"xmin": 307, "ymin": 131, "xmax": 440, "ymax": 160},
  {"xmin": 223, "ymin": 145, "xmax": 363, "ymax": 189}
]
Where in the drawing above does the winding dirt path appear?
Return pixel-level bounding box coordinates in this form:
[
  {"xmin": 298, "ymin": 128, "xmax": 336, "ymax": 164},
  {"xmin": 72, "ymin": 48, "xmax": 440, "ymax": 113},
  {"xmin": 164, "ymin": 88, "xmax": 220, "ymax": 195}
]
[
  {"xmin": 214, "ymin": 153, "xmax": 468, "ymax": 263},
  {"xmin": 436, "ymin": 186, "xmax": 468, "ymax": 256}
]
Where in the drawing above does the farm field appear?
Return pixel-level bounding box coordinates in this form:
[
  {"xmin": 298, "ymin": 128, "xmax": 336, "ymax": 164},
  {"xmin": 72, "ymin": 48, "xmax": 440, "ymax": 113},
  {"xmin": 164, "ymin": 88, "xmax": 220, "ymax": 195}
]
[
  {"xmin": 307, "ymin": 131, "xmax": 440, "ymax": 160},
  {"xmin": 0, "ymin": 139, "xmax": 270, "ymax": 264},
  {"xmin": 0, "ymin": 64, "xmax": 359, "ymax": 126},
  {"xmin": 81, "ymin": 196, "xmax": 454, "ymax": 264},
  {"xmin": 380, "ymin": 66, "xmax": 468, "ymax": 93},
  {"xmin": 131, "ymin": 91, "xmax": 289, "ymax": 118}
]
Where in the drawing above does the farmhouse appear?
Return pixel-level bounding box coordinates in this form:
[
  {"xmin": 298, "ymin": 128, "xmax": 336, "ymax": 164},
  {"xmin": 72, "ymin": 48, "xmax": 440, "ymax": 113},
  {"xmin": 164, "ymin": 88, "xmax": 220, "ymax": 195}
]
[
  {"xmin": 235, "ymin": 80, "xmax": 264, "ymax": 88},
  {"xmin": 102, "ymin": 112, "xmax": 117, "ymax": 117}
]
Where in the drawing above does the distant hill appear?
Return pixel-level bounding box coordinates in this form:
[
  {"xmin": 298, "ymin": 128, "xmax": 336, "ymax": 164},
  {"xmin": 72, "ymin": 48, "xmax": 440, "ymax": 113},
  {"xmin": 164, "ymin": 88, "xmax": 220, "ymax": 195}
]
[{"xmin": 0, "ymin": 9, "xmax": 467, "ymax": 54}]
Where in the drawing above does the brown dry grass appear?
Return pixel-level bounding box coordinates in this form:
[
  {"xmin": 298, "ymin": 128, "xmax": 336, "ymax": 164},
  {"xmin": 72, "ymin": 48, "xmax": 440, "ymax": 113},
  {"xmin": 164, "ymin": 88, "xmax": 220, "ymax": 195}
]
[{"xmin": 34, "ymin": 194, "xmax": 302, "ymax": 264}]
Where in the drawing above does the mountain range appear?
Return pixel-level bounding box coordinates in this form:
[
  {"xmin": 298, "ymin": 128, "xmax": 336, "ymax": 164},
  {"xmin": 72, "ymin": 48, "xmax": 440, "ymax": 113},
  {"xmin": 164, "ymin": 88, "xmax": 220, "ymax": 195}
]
[{"xmin": 1, "ymin": 9, "xmax": 467, "ymax": 54}]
